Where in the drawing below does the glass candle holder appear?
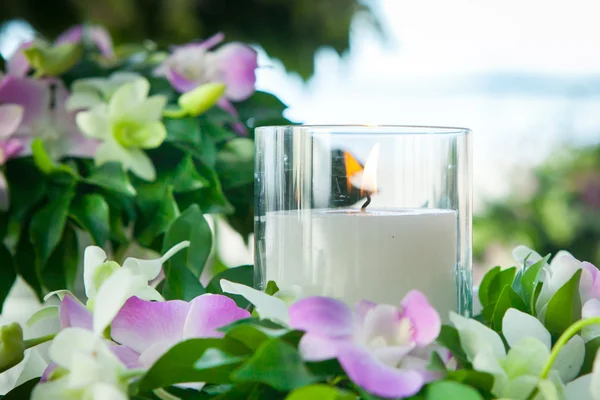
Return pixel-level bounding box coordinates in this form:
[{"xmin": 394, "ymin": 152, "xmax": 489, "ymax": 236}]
[{"xmin": 254, "ymin": 125, "xmax": 472, "ymax": 317}]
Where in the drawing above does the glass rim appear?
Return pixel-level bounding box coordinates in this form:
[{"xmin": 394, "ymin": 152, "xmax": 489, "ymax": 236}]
[{"xmin": 255, "ymin": 124, "xmax": 471, "ymax": 135}]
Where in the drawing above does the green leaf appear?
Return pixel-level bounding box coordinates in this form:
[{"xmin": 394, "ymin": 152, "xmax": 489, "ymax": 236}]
[
  {"xmin": 176, "ymin": 164, "xmax": 234, "ymax": 215},
  {"xmin": 220, "ymin": 318, "xmax": 291, "ymax": 351},
  {"xmin": 215, "ymin": 138, "xmax": 254, "ymax": 189},
  {"xmin": 168, "ymin": 154, "xmax": 208, "ymax": 193},
  {"xmin": 29, "ymin": 190, "xmax": 74, "ymax": 267},
  {"xmin": 231, "ymin": 338, "xmax": 316, "ymax": 391},
  {"xmin": 69, "ymin": 194, "xmax": 110, "ymax": 246},
  {"xmin": 427, "ymin": 351, "xmax": 447, "ymax": 373},
  {"xmin": 2, "ymin": 378, "xmax": 39, "ymax": 399},
  {"xmin": 199, "ymin": 117, "xmax": 237, "ymax": 143},
  {"xmin": 478, "ymin": 266, "xmax": 500, "ymax": 306},
  {"xmin": 162, "ymin": 261, "xmax": 205, "ymax": 301},
  {"xmin": 165, "ymin": 117, "xmax": 201, "ymax": 144},
  {"xmin": 235, "ymin": 91, "xmax": 289, "ymax": 128},
  {"xmin": 581, "ymin": 336, "xmax": 600, "ymax": 374},
  {"xmin": 15, "ymin": 231, "xmax": 42, "ymax": 298},
  {"xmin": 139, "ymin": 338, "xmax": 249, "ymax": 391},
  {"xmin": 0, "ymin": 244, "xmax": 16, "ymax": 310},
  {"xmin": 531, "ymin": 281, "xmax": 543, "ymax": 317},
  {"xmin": 487, "ymin": 267, "xmax": 517, "ymax": 306},
  {"xmin": 163, "ymin": 205, "xmax": 212, "ymax": 277},
  {"xmin": 6, "ymin": 159, "xmax": 46, "ymax": 223},
  {"xmin": 206, "ymin": 265, "xmax": 254, "ymax": 308},
  {"xmin": 85, "ymin": 162, "xmax": 136, "ymax": 196},
  {"xmin": 134, "ymin": 183, "xmax": 179, "ymax": 247},
  {"xmin": 435, "ymin": 325, "xmax": 471, "ymax": 368},
  {"xmin": 446, "ymin": 370, "xmax": 494, "ymax": 393},
  {"xmin": 285, "ymin": 385, "xmax": 355, "ymax": 400},
  {"xmin": 491, "ymin": 286, "xmax": 527, "ymax": 331},
  {"xmin": 265, "ymin": 281, "xmax": 280, "ymax": 296},
  {"xmin": 513, "ymin": 255, "xmax": 549, "ymax": 311},
  {"xmin": 544, "ymin": 269, "xmax": 582, "ymax": 337},
  {"xmin": 31, "ymin": 138, "xmax": 77, "ymax": 179},
  {"xmin": 42, "ymin": 224, "xmax": 79, "ymax": 292},
  {"xmin": 426, "ymin": 381, "xmax": 484, "ymax": 400}
]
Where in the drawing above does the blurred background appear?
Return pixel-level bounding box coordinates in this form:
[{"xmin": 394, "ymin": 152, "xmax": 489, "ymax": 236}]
[{"xmin": 2, "ymin": 0, "xmax": 600, "ymax": 282}]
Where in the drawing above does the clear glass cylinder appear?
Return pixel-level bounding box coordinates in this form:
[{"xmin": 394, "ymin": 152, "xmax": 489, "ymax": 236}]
[{"xmin": 254, "ymin": 125, "xmax": 472, "ymax": 317}]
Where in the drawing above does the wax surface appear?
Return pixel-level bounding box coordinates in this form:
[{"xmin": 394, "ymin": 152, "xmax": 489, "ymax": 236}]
[{"xmin": 265, "ymin": 208, "xmax": 458, "ymax": 318}]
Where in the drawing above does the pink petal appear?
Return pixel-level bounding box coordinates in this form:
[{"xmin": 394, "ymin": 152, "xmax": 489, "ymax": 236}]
[
  {"xmin": 40, "ymin": 363, "xmax": 58, "ymax": 382},
  {"xmin": 216, "ymin": 98, "xmax": 247, "ymax": 136},
  {"xmin": 361, "ymin": 304, "xmax": 403, "ymax": 343},
  {"xmin": 59, "ymin": 294, "xmax": 93, "ymax": 330},
  {"xmin": 1, "ymin": 139, "xmax": 25, "ymax": 160},
  {"xmin": 165, "ymin": 68, "xmax": 200, "ymax": 93},
  {"xmin": 110, "ymin": 344, "xmax": 142, "ymax": 369},
  {"xmin": 355, "ymin": 299, "xmax": 377, "ymax": 324},
  {"xmin": 372, "ymin": 345, "xmax": 415, "ymax": 367},
  {"xmin": 338, "ymin": 344, "xmax": 425, "ymax": 398},
  {"xmin": 111, "ymin": 296, "xmax": 190, "ymax": 354},
  {"xmin": 289, "ymin": 297, "xmax": 354, "ymax": 338},
  {"xmin": 0, "ymin": 104, "xmax": 23, "ymax": 139},
  {"xmin": 89, "ymin": 26, "xmax": 114, "ymax": 58},
  {"xmin": 213, "ymin": 43, "xmax": 257, "ymax": 101},
  {"xmin": 401, "ymin": 290, "xmax": 441, "ymax": 346},
  {"xmin": 55, "ymin": 25, "xmax": 83, "ymax": 45},
  {"xmin": 138, "ymin": 340, "xmax": 175, "ymax": 366},
  {"xmin": 0, "ymin": 76, "xmax": 50, "ymax": 129},
  {"xmin": 172, "ymin": 33, "xmax": 225, "ymax": 52},
  {"xmin": 298, "ymin": 333, "xmax": 344, "ymax": 361},
  {"xmin": 183, "ymin": 294, "xmax": 251, "ymax": 338},
  {"xmin": 6, "ymin": 41, "xmax": 33, "ymax": 77},
  {"xmin": 583, "ymin": 298, "xmax": 600, "ymax": 318}
]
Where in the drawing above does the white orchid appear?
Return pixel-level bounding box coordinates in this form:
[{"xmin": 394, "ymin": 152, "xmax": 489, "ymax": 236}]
[
  {"xmin": 31, "ymin": 328, "xmax": 129, "ymax": 400},
  {"xmin": 451, "ymin": 308, "xmax": 585, "ymax": 399},
  {"xmin": 220, "ymin": 280, "xmax": 301, "ymax": 326},
  {"xmin": 563, "ymin": 346, "xmax": 600, "ymax": 400},
  {"xmin": 66, "ymin": 72, "xmax": 144, "ymax": 112},
  {"xmin": 75, "ymin": 77, "xmax": 168, "ymax": 181}
]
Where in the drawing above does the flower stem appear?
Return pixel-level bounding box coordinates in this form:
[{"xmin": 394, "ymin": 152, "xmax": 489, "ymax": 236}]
[
  {"xmin": 540, "ymin": 317, "xmax": 600, "ymax": 379},
  {"xmin": 23, "ymin": 333, "xmax": 56, "ymax": 349},
  {"xmin": 162, "ymin": 108, "xmax": 188, "ymax": 119},
  {"xmin": 153, "ymin": 388, "xmax": 181, "ymax": 400}
]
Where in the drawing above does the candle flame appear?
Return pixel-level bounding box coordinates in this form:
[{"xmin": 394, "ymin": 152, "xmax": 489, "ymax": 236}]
[
  {"xmin": 361, "ymin": 143, "xmax": 380, "ymax": 195},
  {"xmin": 344, "ymin": 151, "xmax": 364, "ymax": 193}
]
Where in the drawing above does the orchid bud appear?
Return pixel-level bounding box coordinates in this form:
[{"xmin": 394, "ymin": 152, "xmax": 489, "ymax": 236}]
[
  {"xmin": 178, "ymin": 82, "xmax": 226, "ymax": 117},
  {"xmin": 24, "ymin": 41, "xmax": 83, "ymax": 76},
  {"xmin": 0, "ymin": 323, "xmax": 25, "ymax": 373}
]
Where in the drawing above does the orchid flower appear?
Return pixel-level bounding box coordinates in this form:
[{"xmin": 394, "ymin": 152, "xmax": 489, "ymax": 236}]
[
  {"xmin": 66, "ymin": 72, "xmax": 145, "ymax": 112},
  {"xmin": 451, "ymin": 308, "xmax": 585, "ymax": 399},
  {"xmin": 513, "ymin": 246, "xmax": 599, "ymax": 320},
  {"xmin": 75, "ymin": 77, "xmax": 168, "ymax": 181},
  {"xmin": 286, "ymin": 291, "xmax": 440, "ymax": 399},
  {"xmin": 55, "ymin": 25, "xmax": 114, "ymax": 58},
  {"xmin": 0, "ymin": 104, "xmax": 25, "ymax": 165},
  {"xmin": 40, "ymin": 241, "xmax": 190, "ymax": 335},
  {"xmin": 31, "ymin": 328, "xmax": 129, "ymax": 400},
  {"xmin": 563, "ymin": 347, "xmax": 600, "ymax": 400},
  {"xmin": 110, "ymin": 294, "xmax": 250, "ymax": 367},
  {"xmin": 154, "ymin": 33, "xmax": 257, "ymax": 101}
]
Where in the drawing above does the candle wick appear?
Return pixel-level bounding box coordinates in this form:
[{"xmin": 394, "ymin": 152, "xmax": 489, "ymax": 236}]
[{"xmin": 361, "ymin": 193, "xmax": 372, "ymax": 211}]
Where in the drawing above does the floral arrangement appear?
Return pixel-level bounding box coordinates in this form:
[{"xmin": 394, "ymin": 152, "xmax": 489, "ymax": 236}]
[{"xmin": 0, "ymin": 23, "xmax": 288, "ymax": 308}]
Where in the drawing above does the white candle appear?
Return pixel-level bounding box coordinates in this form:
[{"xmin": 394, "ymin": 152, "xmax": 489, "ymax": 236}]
[{"xmin": 265, "ymin": 208, "xmax": 458, "ymax": 318}]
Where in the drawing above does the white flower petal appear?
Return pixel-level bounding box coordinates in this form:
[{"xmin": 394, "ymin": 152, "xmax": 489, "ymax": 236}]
[
  {"xmin": 49, "ymin": 328, "xmax": 98, "ymax": 369},
  {"xmin": 31, "ymin": 376, "xmax": 72, "ymax": 400},
  {"xmin": 132, "ymin": 285, "xmax": 164, "ymax": 302},
  {"xmin": 565, "ymin": 375, "xmax": 594, "ymax": 400},
  {"xmin": 83, "ymin": 246, "xmax": 108, "ymax": 299},
  {"xmin": 472, "ymin": 351, "xmax": 507, "ymax": 394},
  {"xmin": 591, "ymin": 350, "xmax": 600, "ymax": 400},
  {"xmin": 131, "ymin": 95, "xmax": 167, "ymax": 122},
  {"xmin": 0, "ymin": 348, "xmax": 46, "ymax": 395},
  {"xmin": 450, "ymin": 311, "xmax": 506, "ymax": 361},
  {"xmin": 504, "ymin": 376, "xmax": 539, "ymax": 400},
  {"xmin": 75, "ymin": 104, "xmax": 110, "ymax": 139},
  {"xmin": 43, "ymin": 290, "xmax": 71, "ymax": 302},
  {"xmin": 220, "ymin": 279, "xmax": 289, "ymax": 325},
  {"xmin": 502, "ymin": 308, "xmax": 551, "ymax": 350},
  {"xmin": 108, "ymin": 79, "xmax": 150, "ymax": 118},
  {"xmin": 26, "ymin": 306, "xmax": 59, "ymax": 327},
  {"xmin": 513, "ymin": 245, "xmax": 543, "ymax": 265},
  {"xmin": 93, "ymin": 268, "xmax": 146, "ymax": 334},
  {"xmin": 122, "ymin": 241, "xmax": 190, "ymax": 281},
  {"xmin": 554, "ymin": 335, "xmax": 585, "ymax": 382},
  {"xmin": 123, "ymin": 148, "xmax": 156, "ymax": 181},
  {"xmin": 65, "ymin": 92, "xmax": 104, "ymax": 111},
  {"xmin": 87, "ymin": 382, "xmax": 128, "ymax": 400}
]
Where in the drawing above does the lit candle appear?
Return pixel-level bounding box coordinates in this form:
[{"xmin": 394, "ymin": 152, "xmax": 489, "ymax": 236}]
[{"xmin": 264, "ymin": 143, "xmax": 458, "ymax": 318}]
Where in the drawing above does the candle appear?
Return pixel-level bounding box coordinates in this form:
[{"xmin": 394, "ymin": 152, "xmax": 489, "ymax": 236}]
[{"xmin": 265, "ymin": 208, "xmax": 458, "ymax": 317}]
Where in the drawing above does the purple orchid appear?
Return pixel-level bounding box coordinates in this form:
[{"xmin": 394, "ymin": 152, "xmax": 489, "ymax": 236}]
[
  {"xmin": 110, "ymin": 295, "xmax": 250, "ymax": 367},
  {"xmin": 0, "ymin": 104, "xmax": 25, "ymax": 165},
  {"xmin": 289, "ymin": 291, "xmax": 441, "ymax": 399},
  {"xmin": 55, "ymin": 25, "xmax": 114, "ymax": 58}
]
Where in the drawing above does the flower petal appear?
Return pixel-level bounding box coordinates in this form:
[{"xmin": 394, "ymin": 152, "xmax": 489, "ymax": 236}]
[
  {"xmin": 183, "ymin": 294, "xmax": 250, "ymax": 338},
  {"xmin": 289, "ymin": 297, "xmax": 354, "ymax": 338},
  {"xmin": 87, "ymin": 382, "xmax": 128, "ymax": 400},
  {"xmin": 401, "ymin": 290, "xmax": 441, "ymax": 346},
  {"xmin": 134, "ymin": 121, "xmax": 167, "ymax": 149},
  {"xmin": 6, "ymin": 41, "xmax": 33, "ymax": 77},
  {"xmin": 582, "ymin": 299, "xmax": 600, "ymax": 341},
  {"xmin": 76, "ymin": 104, "xmax": 110, "ymax": 140},
  {"xmin": 338, "ymin": 344, "xmax": 425, "ymax": 398},
  {"xmin": 298, "ymin": 333, "xmax": 342, "ymax": 361},
  {"xmin": 122, "ymin": 241, "xmax": 190, "ymax": 282},
  {"xmin": 0, "ymin": 105, "xmax": 23, "ymax": 139},
  {"xmin": 165, "ymin": 68, "xmax": 200, "ymax": 93},
  {"xmin": 59, "ymin": 294, "xmax": 92, "ymax": 330},
  {"xmin": 138, "ymin": 341, "xmax": 175, "ymax": 367},
  {"xmin": 65, "ymin": 91, "xmax": 104, "ymax": 111},
  {"xmin": 83, "ymin": 246, "xmax": 108, "ymax": 299},
  {"xmin": 449, "ymin": 312, "xmax": 505, "ymax": 361},
  {"xmin": 89, "ymin": 26, "xmax": 115, "ymax": 58},
  {"xmin": 109, "ymin": 344, "xmax": 141, "ymax": 369},
  {"xmin": 213, "ymin": 43, "xmax": 257, "ymax": 101},
  {"xmin": 565, "ymin": 374, "xmax": 593, "ymax": 400},
  {"xmin": 48, "ymin": 328, "xmax": 98, "ymax": 369},
  {"xmin": 513, "ymin": 245, "xmax": 543, "ymax": 265},
  {"xmin": 55, "ymin": 25, "xmax": 83, "ymax": 45},
  {"xmin": 220, "ymin": 279, "xmax": 289, "ymax": 325},
  {"xmin": 108, "ymin": 79, "xmax": 150, "ymax": 118},
  {"xmin": 111, "ymin": 296, "xmax": 189, "ymax": 354},
  {"xmin": 122, "ymin": 148, "xmax": 156, "ymax": 181},
  {"xmin": 0, "ymin": 76, "xmax": 50, "ymax": 129},
  {"xmin": 554, "ymin": 334, "xmax": 585, "ymax": 382},
  {"xmin": 130, "ymin": 96, "xmax": 167, "ymax": 123},
  {"xmin": 93, "ymin": 268, "xmax": 148, "ymax": 334},
  {"xmin": 502, "ymin": 308, "xmax": 551, "ymax": 350}
]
